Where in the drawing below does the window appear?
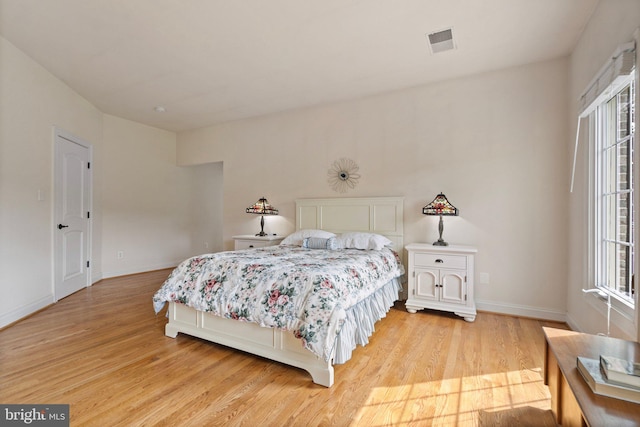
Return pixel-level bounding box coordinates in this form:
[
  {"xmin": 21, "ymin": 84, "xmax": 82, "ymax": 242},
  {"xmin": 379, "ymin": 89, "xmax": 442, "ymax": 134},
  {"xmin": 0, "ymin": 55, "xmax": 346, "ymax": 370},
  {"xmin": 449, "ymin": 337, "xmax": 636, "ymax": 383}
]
[{"xmin": 593, "ymin": 74, "xmax": 635, "ymax": 306}]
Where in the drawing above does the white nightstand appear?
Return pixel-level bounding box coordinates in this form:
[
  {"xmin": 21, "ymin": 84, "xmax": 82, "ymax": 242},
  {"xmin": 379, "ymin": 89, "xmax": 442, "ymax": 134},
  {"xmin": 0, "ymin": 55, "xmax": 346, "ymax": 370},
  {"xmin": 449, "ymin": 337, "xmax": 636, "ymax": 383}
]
[
  {"xmin": 405, "ymin": 243, "xmax": 477, "ymax": 322},
  {"xmin": 232, "ymin": 235, "xmax": 284, "ymax": 250}
]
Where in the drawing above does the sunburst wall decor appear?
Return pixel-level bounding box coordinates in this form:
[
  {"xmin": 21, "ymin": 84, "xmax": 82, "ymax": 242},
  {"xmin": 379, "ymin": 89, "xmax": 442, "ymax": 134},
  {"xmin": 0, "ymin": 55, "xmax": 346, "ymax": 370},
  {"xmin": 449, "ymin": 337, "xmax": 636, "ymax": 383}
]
[{"xmin": 328, "ymin": 158, "xmax": 360, "ymax": 193}]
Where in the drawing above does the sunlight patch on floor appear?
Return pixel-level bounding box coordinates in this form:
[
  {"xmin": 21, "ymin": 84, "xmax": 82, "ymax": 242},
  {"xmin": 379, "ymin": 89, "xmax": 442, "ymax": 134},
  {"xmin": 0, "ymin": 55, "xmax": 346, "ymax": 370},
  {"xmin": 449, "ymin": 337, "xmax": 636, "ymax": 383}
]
[{"xmin": 352, "ymin": 367, "xmax": 552, "ymax": 426}]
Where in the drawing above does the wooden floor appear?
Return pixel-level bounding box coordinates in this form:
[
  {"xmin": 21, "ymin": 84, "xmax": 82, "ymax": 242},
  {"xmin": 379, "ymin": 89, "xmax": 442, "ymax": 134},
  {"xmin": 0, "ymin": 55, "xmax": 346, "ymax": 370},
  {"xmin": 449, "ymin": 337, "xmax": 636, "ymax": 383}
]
[{"xmin": 0, "ymin": 269, "xmax": 568, "ymax": 426}]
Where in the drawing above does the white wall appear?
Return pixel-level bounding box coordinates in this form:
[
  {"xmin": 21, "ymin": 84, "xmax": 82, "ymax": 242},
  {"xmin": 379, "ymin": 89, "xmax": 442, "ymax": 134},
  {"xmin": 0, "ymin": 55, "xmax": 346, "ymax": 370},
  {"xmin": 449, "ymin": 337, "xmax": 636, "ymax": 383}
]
[
  {"xmin": 567, "ymin": 0, "xmax": 640, "ymax": 340},
  {"xmin": 188, "ymin": 162, "xmax": 224, "ymax": 255},
  {"xmin": 101, "ymin": 115, "xmax": 224, "ymax": 278},
  {"xmin": 177, "ymin": 58, "xmax": 570, "ymax": 320},
  {"xmin": 101, "ymin": 115, "xmax": 190, "ymax": 277},
  {"xmin": 0, "ymin": 36, "xmax": 222, "ymax": 327},
  {"xmin": 0, "ymin": 35, "xmax": 103, "ymax": 326}
]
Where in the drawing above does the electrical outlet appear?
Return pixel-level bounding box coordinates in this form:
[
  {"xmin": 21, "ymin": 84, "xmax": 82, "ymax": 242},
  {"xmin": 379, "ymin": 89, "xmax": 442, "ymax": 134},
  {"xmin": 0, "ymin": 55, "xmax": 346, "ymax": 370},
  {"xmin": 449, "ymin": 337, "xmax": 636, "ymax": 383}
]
[
  {"xmin": 204, "ymin": 242, "xmax": 209, "ymax": 249},
  {"xmin": 117, "ymin": 251, "xmax": 124, "ymax": 259}
]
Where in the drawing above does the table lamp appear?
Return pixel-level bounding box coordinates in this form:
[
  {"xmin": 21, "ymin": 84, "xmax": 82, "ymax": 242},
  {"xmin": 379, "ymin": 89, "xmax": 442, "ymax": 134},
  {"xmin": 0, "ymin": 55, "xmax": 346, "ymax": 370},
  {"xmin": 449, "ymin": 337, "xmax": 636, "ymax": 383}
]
[
  {"xmin": 423, "ymin": 193, "xmax": 458, "ymax": 246},
  {"xmin": 246, "ymin": 197, "xmax": 279, "ymax": 236}
]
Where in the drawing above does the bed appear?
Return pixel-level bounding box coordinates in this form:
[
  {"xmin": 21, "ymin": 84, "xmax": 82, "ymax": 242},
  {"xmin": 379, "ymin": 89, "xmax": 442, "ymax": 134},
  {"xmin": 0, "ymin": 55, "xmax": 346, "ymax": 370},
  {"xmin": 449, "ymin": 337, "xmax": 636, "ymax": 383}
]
[{"xmin": 153, "ymin": 197, "xmax": 404, "ymax": 387}]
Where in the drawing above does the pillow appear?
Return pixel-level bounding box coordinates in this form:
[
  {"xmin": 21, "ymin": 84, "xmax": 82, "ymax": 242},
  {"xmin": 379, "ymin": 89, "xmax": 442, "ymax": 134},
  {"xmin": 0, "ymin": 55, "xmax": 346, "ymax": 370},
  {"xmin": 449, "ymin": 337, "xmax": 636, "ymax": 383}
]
[
  {"xmin": 280, "ymin": 229, "xmax": 336, "ymax": 246},
  {"xmin": 302, "ymin": 236, "xmax": 339, "ymax": 250},
  {"xmin": 336, "ymin": 232, "xmax": 393, "ymax": 250}
]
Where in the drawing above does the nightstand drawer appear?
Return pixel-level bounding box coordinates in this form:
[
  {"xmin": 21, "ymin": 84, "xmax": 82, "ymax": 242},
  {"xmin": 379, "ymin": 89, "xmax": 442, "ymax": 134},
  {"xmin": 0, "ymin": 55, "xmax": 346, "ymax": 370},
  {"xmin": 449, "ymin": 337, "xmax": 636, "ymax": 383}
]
[
  {"xmin": 232, "ymin": 235, "xmax": 284, "ymax": 250},
  {"xmin": 235, "ymin": 239, "xmax": 270, "ymax": 250},
  {"xmin": 413, "ymin": 253, "xmax": 466, "ymax": 269}
]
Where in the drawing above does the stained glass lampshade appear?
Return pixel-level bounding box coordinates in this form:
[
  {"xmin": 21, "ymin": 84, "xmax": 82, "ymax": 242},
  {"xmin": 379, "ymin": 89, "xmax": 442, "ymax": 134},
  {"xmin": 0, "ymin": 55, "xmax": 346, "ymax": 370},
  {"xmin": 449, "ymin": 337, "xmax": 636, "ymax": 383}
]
[
  {"xmin": 246, "ymin": 197, "xmax": 279, "ymax": 236},
  {"xmin": 423, "ymin": 193, "xmax": 458, "ymax": 246}
]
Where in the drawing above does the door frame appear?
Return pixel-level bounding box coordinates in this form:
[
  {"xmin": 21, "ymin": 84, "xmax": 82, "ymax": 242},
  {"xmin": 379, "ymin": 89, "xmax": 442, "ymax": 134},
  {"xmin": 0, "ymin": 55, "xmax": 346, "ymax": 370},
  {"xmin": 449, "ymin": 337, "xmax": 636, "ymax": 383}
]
[{"xmin": 53, "ymin": 126, "xmax": 93, "ymax": 301}]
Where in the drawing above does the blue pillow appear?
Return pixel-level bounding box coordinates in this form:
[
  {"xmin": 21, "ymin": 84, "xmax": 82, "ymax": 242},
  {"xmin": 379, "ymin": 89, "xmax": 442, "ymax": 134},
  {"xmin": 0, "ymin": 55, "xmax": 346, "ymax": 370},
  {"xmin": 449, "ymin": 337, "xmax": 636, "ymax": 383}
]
[{"xmin": 302, "ymin": 237, "xmax": 339, "ymax": 250}]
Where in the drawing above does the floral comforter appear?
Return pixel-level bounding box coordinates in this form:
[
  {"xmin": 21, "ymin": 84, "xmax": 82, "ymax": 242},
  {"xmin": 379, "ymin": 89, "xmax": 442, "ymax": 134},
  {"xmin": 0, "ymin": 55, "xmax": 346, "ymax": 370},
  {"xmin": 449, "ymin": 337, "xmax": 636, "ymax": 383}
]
[{"xmin": 153, "ymin": 245, "xmax": 404, "ymax": 361}]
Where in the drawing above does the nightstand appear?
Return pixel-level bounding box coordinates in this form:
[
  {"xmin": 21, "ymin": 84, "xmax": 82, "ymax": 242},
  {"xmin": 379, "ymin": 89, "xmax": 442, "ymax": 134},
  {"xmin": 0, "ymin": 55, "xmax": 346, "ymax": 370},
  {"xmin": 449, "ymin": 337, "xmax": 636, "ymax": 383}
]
[
  {"xmin": 232, "ymin": 235, "xmax": 284, "ymax": 250},
  {"xmin": 405, "ymin": 243, "xmax": 477, "ymax": 322}
]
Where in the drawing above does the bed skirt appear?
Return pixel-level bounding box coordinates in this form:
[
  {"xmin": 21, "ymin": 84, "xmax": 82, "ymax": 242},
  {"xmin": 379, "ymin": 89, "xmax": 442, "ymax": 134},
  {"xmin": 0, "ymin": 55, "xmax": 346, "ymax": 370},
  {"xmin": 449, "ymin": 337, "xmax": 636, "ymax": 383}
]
[{"xmin": 333, "ymin": 277, "xmax": 402, "ymax": 364}]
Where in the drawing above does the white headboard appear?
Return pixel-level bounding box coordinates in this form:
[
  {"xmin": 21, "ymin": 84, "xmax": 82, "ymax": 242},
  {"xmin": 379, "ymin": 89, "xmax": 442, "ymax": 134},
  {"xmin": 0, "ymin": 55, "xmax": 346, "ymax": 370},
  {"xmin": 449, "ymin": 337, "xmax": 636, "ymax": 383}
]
[{"xmin": 295, "ymin": 197, "xmax": 404, "ymax": 258}]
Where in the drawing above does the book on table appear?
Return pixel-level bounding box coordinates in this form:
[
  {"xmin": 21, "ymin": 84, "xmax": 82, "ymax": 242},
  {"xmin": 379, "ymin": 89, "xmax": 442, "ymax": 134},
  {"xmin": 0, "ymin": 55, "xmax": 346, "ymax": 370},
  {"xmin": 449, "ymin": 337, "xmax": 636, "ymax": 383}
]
[
  {"xmin": 576, "ymin": 357, "xmax": 640, "ymax": 404},
  {"xmin": 600, "ymin": 355, "xmax": 640, "ymax": 389}
]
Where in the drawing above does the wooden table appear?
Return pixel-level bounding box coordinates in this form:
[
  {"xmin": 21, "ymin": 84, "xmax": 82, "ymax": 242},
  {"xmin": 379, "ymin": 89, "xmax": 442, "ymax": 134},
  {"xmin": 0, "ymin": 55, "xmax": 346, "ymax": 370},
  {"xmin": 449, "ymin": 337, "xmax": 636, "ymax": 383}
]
[{"xmin": 543, "ymin": 327, "xmax": 640, "ymax": 427}]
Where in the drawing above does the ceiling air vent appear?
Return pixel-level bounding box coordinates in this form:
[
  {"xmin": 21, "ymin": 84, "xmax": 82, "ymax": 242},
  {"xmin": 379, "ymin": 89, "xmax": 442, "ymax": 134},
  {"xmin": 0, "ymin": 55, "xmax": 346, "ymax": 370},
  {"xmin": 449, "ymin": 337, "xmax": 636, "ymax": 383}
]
[{"xmin": 426, "ymin": 28, "xmax": 456, "ymax": 54}]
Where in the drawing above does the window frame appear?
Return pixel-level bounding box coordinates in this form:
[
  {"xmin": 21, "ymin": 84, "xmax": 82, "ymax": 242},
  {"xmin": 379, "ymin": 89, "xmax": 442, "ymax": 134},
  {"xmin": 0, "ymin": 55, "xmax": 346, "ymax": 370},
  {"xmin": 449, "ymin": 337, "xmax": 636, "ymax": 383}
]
[{"xmin": 590, "ymin": 72, "xmax": 636, "ymax": 318}]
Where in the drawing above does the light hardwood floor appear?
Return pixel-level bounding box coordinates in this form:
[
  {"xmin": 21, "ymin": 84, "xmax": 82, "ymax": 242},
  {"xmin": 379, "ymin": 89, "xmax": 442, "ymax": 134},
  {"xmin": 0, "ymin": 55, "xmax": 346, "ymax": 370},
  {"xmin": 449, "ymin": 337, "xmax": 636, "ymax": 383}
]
[{"xmin": 0, "ymin": 269, "xmax": 567, "ymax": 426}]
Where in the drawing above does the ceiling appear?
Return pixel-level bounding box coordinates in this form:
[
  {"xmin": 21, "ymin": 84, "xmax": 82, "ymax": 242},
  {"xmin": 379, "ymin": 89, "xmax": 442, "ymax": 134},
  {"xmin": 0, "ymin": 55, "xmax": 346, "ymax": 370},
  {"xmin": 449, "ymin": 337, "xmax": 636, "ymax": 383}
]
[{"xmin": 0, "ymin": 0, "xmax": 599, "ymax": 132}]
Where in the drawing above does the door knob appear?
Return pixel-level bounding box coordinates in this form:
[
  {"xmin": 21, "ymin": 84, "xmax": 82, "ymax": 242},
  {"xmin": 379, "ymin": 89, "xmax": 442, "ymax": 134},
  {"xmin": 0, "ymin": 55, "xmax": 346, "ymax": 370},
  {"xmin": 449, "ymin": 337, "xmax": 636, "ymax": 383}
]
[{"xmin": 57, "ymin": 224, "xmax": 69, "ymax": 229}]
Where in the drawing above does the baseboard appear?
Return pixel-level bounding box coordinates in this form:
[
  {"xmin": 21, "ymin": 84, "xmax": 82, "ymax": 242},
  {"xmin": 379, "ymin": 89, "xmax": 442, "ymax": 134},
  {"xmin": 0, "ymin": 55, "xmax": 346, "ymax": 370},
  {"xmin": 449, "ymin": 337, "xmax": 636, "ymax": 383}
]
[
  {"xmin": 101, "ymin": 260, "xmax": 179, "ymax": 280},
  {"xmin": 0, "ymin": 295, "xmax": 54, "ymax": 329},
  {"xmin": 92, "ymin": 272, "xmax": 103, "ymax": 285},
  {"xmin": 476, "ymin": 299, "xmax": 567, "ymax": 322}
]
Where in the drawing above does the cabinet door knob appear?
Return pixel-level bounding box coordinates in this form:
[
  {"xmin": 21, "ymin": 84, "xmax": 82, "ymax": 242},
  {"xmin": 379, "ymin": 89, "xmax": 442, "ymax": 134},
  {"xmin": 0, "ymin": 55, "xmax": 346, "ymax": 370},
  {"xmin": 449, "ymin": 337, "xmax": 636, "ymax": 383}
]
[{"xmin": 435, "ymin": 259, "xmax": 444, "ymax": 263}]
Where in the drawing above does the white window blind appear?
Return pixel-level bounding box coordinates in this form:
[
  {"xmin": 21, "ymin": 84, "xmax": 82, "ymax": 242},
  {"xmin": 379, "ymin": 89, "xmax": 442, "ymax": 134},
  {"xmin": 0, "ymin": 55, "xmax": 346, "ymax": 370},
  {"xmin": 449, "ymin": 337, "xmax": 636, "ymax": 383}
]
[
  {"xmin": 579, "ymin": 42, "xmax": 636, "ymax": 118},
  {"xmin": 570, "ymin": 41, "xmax": 636, "ymax": 193}
]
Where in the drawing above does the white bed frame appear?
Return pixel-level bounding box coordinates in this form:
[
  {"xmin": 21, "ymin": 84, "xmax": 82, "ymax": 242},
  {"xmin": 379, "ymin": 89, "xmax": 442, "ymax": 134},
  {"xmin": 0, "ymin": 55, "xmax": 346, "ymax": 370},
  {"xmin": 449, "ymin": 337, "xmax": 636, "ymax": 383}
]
[{"xmin": 164, "ymin": 196, "xmax": 404, "ymax": 387}]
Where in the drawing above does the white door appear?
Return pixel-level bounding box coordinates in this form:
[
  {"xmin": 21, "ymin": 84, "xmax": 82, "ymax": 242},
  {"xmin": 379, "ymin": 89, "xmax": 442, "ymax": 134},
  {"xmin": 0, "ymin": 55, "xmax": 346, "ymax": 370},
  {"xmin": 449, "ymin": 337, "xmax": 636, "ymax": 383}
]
[
  {"xmin": 440, "ymin": 270, "xmax": 466, "ymax": 305},
  {"xmin": 54, "ymin": 128, "xmax": 91, "ymax": 301},
  {"xmin": 414, "ymin": 268, "xmax": 439, "ymax": 301}
]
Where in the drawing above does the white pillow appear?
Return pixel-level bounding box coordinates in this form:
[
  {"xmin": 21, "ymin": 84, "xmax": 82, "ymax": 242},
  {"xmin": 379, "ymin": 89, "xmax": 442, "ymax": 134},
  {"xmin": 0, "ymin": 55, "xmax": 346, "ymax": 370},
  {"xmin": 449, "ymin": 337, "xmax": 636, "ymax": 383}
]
[
  {"xmin": 280, "ymin": 229, "xmax": 336, "ymax": 246},
  {"xmin": 336, "ymin": 232, "xmax": 393, "ymax": 250}
]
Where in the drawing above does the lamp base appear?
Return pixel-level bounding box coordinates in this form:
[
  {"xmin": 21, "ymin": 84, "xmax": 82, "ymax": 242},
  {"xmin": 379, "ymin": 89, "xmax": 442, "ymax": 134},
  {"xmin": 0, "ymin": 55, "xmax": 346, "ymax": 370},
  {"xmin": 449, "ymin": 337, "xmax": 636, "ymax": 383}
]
[
  {"xmin": 255, "ymin": 215, "xmax": 267, "ymax": 236},
  {"xmin": 433, "ymin": 215, "xmax": 449, "ymax": 246}
]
